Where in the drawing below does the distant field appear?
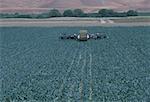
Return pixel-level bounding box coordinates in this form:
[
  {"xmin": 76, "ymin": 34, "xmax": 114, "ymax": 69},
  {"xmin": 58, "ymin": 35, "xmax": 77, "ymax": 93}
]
[
  {"xmin": 1, "ymin": 26, "xmax": 150, "ymax": 102},
  {"xmin": 0, "ymin": 17, "xmax": 150, "ymax": 27},
  {"xmin": 111, "ymin": 16, "xmax": 150, "ymax": 23}
]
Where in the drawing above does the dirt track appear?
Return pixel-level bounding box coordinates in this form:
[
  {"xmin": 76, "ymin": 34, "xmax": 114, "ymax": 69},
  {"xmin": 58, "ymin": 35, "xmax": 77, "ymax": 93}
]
[{"xmin": 0, "ymin": 17, "xmax": 150, "ymax": 27}]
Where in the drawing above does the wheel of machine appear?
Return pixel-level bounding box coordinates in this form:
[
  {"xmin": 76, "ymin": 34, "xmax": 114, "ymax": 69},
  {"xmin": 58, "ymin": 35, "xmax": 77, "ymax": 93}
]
[{"xmin": 103, "ymin": 36, "xmax": 107, "ymax": 38}]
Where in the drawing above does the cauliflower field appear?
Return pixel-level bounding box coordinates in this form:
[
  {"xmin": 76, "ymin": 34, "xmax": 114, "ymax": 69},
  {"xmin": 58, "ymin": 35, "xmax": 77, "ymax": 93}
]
[{"xmin": 1, "ymin": 26, "xmax": 150, "ymax": 102}]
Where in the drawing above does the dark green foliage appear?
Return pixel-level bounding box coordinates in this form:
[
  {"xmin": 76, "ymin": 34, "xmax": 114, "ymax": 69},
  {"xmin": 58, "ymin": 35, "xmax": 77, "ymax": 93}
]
[
  {"xmin": 86, "ymin": 13, "xmax": 101, "ymax": 17},
  {"xmin": 98, "ymin": 9, "xmax": 138, "ymax": 17},
  {"xmin": 113, "ymin": 12, "xmax": 127, "ymax": 17},
  {"xmin": 73, "ymin": 9, "xmax": 85, "ymax": 17},
  {"xmin": 98, "ymin": 9, "xmax": 115, "ymax": 17},
  {"xmin": 5, "ymin": 97, "xmax": 11, "ymax": 102},
  {"xmin": 48, "ymin": 9, "xmax": 62, "ymax": 17},
  {"xmin": 127, "ymin": 10, "xmax": 138, "ymax": 16},
  {"xmin": 16, "ymin": 14, "xmax": 32, "ymax": 18},
  {"xmin": 36, "ymin": 13, "xmax": 50, "ymax": 18},
  {"xmin": 63, "ymin": 9, "xmax": 74, "ymax": 17},
  {"xmin": 0, "ymin": 9, "xmax": 140, "ymax": 18},
  {"xmin": 0, "ymin": 13, "xmax": 38, "ymax": 18}
]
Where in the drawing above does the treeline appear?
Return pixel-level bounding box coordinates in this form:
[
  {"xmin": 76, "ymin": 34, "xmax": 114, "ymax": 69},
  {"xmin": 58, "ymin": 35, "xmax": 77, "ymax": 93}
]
[{"xmin": 0, "ymin": 9, "xmax": 138, "ymax": 18}]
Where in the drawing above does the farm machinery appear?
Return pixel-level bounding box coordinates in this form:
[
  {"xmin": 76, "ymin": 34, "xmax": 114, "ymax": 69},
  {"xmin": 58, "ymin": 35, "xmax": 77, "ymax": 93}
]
[{"xmin": 59, "ymin": 30, "xmax": 107, "ymax": 41}]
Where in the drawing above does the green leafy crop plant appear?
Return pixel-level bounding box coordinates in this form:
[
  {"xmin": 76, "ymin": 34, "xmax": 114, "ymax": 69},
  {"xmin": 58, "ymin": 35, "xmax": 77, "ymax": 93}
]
[{"xmin": 1, "ymin": 26, "xmax": 150, "ymax": 102}]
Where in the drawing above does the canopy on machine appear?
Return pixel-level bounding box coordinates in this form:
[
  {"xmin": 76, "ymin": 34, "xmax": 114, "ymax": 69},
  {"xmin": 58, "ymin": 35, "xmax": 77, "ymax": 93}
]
[{"xmin": 78, "ymin": 30, "xmax": 88, "ymax": 41}]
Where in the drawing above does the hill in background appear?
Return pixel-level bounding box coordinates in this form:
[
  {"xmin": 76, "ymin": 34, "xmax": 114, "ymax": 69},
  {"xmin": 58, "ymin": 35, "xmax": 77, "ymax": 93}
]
[{"xmin": 0, "ymin": 0, "xmax": 150, "ymax": 13}]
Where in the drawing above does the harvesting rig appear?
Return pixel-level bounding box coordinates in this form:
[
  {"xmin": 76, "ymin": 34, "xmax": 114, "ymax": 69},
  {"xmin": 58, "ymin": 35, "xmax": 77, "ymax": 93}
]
[{"xmin": 59, "ymin": 30, "xmax": 107, "ymax": 41}]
